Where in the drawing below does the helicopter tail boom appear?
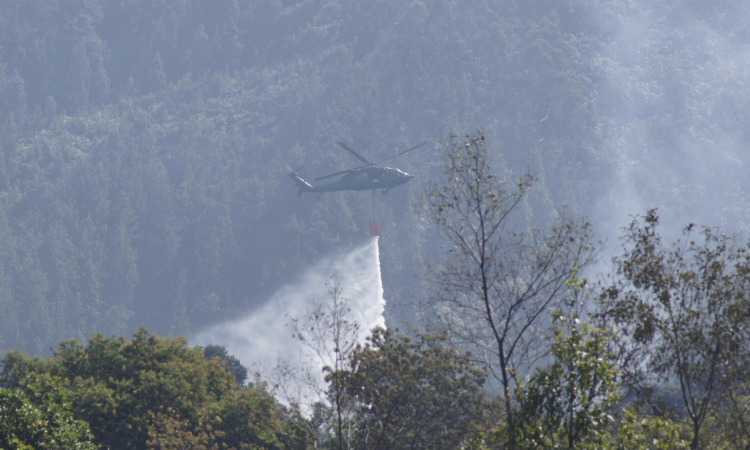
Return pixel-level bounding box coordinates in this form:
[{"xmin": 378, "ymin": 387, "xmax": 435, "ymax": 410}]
[{"xmin": 289, "ymin": 170, "xmax": 314, "ymax": 197}]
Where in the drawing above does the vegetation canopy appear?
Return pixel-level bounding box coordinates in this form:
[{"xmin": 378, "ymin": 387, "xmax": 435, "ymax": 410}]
[{"xmin": 423, "ymin": 132, "xmax": 597, "ymax": 422}]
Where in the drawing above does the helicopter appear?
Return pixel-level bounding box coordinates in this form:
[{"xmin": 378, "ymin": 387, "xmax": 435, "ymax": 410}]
[{"xmin": 289, "ymin": 141, "xmax": 427, "ymax": 197}]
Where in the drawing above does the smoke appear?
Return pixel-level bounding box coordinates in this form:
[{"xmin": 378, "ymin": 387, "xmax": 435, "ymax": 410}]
[
  {"xmin": 192, "ymin": 237, "xmax": 385, "ymax": 398},
  {"xmin": 586, "ymin": 0, "xmax": 750, "ymax": 256}
]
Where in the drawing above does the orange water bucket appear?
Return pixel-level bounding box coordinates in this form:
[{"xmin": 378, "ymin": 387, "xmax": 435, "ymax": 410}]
[{"xmin": 369, "ymin": 222, "xmax": 381, "ymax": 236}]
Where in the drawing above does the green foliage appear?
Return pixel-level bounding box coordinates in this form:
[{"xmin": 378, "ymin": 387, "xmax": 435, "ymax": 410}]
[
  {"xmin": 338, "ymin": 327, "xmax": 493, "ymax": 450},
  {"xmin": 511, "ymin": 314, "xmax": 618, "ymax": 449},
  {"xmin": 1, "ymin": 1, "xmax": 749, "ymax": 445},
  {"xmin": 700, "ymin": 364, "xmax": 750, "ymax": 448},
  {"xmin": 0, "ymin": 375, "xmax": 97, "ymax": 450},
  {"xmin": 204, "ymin": 344, "xmax": 249, "ymax": 387},
  {"xmin": 610, "ymin": 408, "xmax": 688, "ymax": 450},
  {"xmin": 1, "ymin": 327, "xmax": 312, "ymax": 450},
  {"xmin": 463, "ymin": 405, "xmax": 689, "ymax": 450},
  {"xmin": 468, "ymin": 270, "xmax": 619, "ymax": 449},
  {"xmin": 0, "ymin": 0, "xmax": 616, "ymax": 354},
  {"xmin": 423, "ymin": 131, "xmax": 597, "ymax": 422},
  {"xmin": 600, "ymin": 209, "xmax": 750, "ymax": 449}
]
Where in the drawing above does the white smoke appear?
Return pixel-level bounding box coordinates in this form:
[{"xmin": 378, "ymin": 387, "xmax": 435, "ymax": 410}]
[
  {"xmin": 191, "ymin": 237, "xmax": 385, "ymax": 402},
  {"xmin": 590, "ymin": 1, "xmax": 750, "ymax": 241}
]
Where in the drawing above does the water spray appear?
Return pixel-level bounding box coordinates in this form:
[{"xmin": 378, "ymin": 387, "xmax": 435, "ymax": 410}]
[{"xmin": 192, "ymin": 238, "xmax": 385, "ymax": 404}]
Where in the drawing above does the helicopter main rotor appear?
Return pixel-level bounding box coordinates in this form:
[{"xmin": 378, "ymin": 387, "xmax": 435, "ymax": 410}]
[{"xmin": 314, "ymin": 141, "xmax": 428, "ymax": 182}]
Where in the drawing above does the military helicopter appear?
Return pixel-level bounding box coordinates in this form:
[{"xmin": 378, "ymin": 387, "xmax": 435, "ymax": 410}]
[{"xmin": 289, "ymin": 141, "xmax": 427, "ymax": 197}]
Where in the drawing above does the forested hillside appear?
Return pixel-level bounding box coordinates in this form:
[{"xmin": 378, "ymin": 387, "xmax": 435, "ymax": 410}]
[{"xmin": 0, "ymin": 0, "xmax": 748, "ymax": 358}]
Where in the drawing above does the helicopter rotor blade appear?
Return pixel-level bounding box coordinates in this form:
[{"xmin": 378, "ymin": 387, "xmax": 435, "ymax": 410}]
[
  {"xmin": 337, "ymin": 142, "xmax": 372, "ymax": 165},
  {"xmin": 315, "ymin": 141, "xmax": 428, "ymax": 181},
  {"xmin": 360, "ymin": 136, "xmax": 395, "ymax": 154},
  {"xmin": 315, "ymin": 167, "xmax": 359, "ymax": 181},
  {"xmin": 370, "ymin": 141, "xmax": 428, "ymax": 166},
  {"xmin": 316, "ymin": 141, "xmax": 373, "ymax": 181}
]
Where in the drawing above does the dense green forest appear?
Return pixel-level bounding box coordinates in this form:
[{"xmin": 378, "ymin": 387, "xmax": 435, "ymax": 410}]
[
  {"xmin": 6, "ymin": 192, "xmax": 750, "ymax": 448},
  {"xmin": 0, "ymin": 0, "xmax": 748, "ymax": 351},
  {"xmin": 2, "ymin": 0, "xmax": 750, "ymax": 447}
]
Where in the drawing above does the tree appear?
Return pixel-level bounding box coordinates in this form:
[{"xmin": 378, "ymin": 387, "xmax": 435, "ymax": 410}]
[
  {"xmin": 423, "ymin": 132, "xmax": 596, "ymax": 423},
  {"xmin": 598, "ymin": 209, "xmax": 750, "ymax": 450},
  {"xmin": 339, "ymin": 327, "xmax": 492, "ymax": 450},
  {"xmin": 610, "ymin": 408, "xmax": 688, "ymax": 450},
  {"xmin": 278, "ymin": 273, "xmax": 364, "ymax": 450},
  {"xmin": 465, "ymin": 272, "xmax": 622, "ymax": 449},
  {"xmin": 512, "ymin": 285, "xmax": 619, "ymax": 449},
  {"xmin": 204, "ymin": 344, "xmax": 249, "ymax": 387},
  {"xmin": 0, "ymin": 375, "xmax": 97, "ymax": 450},
  {"xmin": 1, "ymin": 327, "xmax": 311, "ymax": 450},
  {"xmin": 703, "ymin": 385, "xmax": 750, "ymax": 450}
]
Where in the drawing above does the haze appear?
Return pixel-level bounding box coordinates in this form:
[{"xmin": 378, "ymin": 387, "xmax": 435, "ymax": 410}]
[{"xmin": 0, "ymin": 0, "xmax": 746, "ymax": 356}]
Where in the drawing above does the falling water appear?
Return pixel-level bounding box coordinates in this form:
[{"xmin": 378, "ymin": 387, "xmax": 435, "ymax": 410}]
[{"xmin": 192, "ymin": 237, "xmax": 385, "ymax": 402}]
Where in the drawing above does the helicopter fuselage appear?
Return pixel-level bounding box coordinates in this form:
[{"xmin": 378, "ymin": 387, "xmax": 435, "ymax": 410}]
[
  {"xmin": 289, "ymin": 140, "xmax": 426, "ymax": 197},
  {"xmin": 290, "ymin": 166, "xmax": 413, "ymax": 196}
]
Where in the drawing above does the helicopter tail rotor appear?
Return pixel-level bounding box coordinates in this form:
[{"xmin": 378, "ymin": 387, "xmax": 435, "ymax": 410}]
[{"xmin": 288, "ymin": 166, "xmax": 313, "ymax": 196}]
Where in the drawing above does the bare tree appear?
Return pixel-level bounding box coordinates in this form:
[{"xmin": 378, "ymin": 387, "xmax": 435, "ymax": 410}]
[
  {"xmin": 422, "ymin": 132, "xmax": 596, "ymax": 424},
  {"xmin": 270, "ymin": 272, "xmax": 362, "ymax": 450}
]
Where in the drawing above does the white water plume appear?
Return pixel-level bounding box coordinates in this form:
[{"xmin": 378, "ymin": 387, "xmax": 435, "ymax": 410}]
[{"xmin": 192, "ymin": 237, "xmax": 385, "ymax": 402}]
